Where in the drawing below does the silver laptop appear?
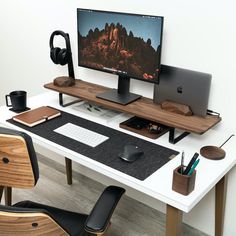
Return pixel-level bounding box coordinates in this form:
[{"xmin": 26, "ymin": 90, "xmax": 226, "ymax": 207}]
[{"xmin": 153, "ymin": 65, "xmax": 211, "ymax": 116}]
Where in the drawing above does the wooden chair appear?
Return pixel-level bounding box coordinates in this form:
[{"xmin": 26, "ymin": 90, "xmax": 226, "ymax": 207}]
[
  {"xmin": 0, "ymin": 127, "xmax": 39, "ymax": 206},
  {"xmin": 0, "ymin": 185, "xmax": 125, "ymax": 236},
  {"xmin": 0, "ymin": 127, "xmax": 125, "ymax": 235}
]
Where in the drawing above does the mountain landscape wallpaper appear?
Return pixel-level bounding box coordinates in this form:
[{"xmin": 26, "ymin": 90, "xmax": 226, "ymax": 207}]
[{"xmin": 78, "ymin": 10, "xmax": 163, "ymax": 81}]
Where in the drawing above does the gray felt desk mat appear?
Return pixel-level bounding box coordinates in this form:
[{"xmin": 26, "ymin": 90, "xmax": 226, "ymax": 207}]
[{"xmin": 7, "ymin": 108, "xmax": 179, "ymax": 180}]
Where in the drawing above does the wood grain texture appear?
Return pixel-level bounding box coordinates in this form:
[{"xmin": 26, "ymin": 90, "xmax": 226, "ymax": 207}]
[
  {"xmin": 215, "ymin": 176, "xmax": 227, "ymax": 236},
  {"xmin": 166, "ymin": 205, "xmax": 183, "ymax": 236},
  {"xmin": 10, "ymin": 155, "xmax": 208, "ymax": 236},
  {"xmin": 200, "ymin": 146, "xmax": 226, "ymax": 160},
  {"xmin": 65, "ymin": 157, "xmax": 72, "ymax": 185},
  {"xmin": 119, "ymin": 116, "xmax": 170, "ymax": 139},
  {"xmin": 12, "ymin": 106, "xmax": 61, "ymax": 127},
  {"xmin": 172, "ymin": 166, "xmax": 196, "ymax": 196},
  {"xmin": 53, "ymin": 76, "xmax": 75, "ymax": 87},
  {"xmin": 44, "ymin": 80, "xmax": 221, "ymax": 134},
  {"xmin": 0, "ymin": 134, "xmax": 35, "ymax": 188},
  {"xmin": 161, "ymin": 100, "xmax": 193, "ymax": 116},
  {"xmin": 0, "ymin": 211, "xmax": 68, "ymax": 235}
]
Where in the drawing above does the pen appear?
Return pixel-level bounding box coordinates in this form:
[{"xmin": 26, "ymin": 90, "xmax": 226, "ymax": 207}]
[
  {"xmin": 183, "ymin": 152, "xmax": 199, "ymax": 175},
  {"xmin": 94, "ymin": 107, "xmax": 101, "ymax": 112},
  {"xmin": 181, "ymin": 151, "xmax": 185, "ymax": 174},
  {"xmin": 187, "ymin": 159, "xmax": 200, "ymax": 176}
]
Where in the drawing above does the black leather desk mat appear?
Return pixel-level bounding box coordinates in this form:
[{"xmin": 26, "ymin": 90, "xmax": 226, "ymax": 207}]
[{"xmin": 7, "ymin": 108, "xmax": 179, "ymax": 180}]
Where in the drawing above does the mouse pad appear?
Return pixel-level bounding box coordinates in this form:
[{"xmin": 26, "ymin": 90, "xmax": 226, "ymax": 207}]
[{"xmin": 7, "ymin": 107, "xmax": 179, "ymax": 181}]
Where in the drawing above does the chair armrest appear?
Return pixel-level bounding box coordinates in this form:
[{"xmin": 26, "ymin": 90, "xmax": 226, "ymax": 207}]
[{"xmin": 85, "ymin": 185, "xmax": 125, "ymax": 234}]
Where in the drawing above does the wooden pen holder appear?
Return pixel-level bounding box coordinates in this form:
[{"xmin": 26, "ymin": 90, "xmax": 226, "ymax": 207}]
[{"xmin": 172, "ymin": 165, "xmax": 196, "ymax": 195}]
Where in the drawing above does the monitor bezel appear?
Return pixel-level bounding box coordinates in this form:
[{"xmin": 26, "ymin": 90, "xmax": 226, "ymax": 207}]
[{"xmin": 77, "ymin": 8, "xmax": 164, "ymax": 84}]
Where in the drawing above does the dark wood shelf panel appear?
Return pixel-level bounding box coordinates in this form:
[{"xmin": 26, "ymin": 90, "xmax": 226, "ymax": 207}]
[{"xmin": 44, "ymin": 79, "xmax": 221, "ymax": 134}]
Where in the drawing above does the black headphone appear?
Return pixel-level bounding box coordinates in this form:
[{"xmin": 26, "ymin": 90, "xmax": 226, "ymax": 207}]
[{"xmin": 49, "ymin": 30, "xmax": 72, "ymax": 66}]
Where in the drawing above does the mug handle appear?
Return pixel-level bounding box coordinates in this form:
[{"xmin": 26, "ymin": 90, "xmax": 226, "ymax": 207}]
[{"xmin": 5, "ymin": 95, "xmax": 12, "ymax": 107}]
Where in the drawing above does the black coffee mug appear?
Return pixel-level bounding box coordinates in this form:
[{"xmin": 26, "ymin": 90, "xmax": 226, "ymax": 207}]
[{"xmin": 5, "ymin": 90, "xmax": 27, "ymax": 111}]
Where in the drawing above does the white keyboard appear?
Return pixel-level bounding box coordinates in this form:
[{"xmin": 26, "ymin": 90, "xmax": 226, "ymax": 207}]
[{"xmin": 54, "ymin": 123, "xmax": 109, "ymax": 148}]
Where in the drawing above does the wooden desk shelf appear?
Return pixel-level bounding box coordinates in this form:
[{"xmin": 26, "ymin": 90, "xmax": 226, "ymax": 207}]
[{"xmin": 44, "ymin": 79, "xmax": 221, "ymax": 135}]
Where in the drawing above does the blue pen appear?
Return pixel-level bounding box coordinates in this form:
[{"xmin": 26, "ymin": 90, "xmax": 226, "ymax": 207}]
[
  {"xmin": 187, "ymin": 159, "xmax": 200, "ymax": 176},
  {"xmin": 183, "ymin": 152, "xmax": 199, "ymax": 175}
]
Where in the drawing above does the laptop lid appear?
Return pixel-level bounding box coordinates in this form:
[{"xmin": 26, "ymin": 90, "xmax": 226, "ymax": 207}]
[{"xmin": 153, "ymin": 65, "xmax": 211, "ymax": 116}]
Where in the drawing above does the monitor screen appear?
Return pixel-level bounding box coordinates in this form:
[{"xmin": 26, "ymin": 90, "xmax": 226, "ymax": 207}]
[
  {"xmin": 77, "ymin": 9, "xmax": 163, "ymax": 83},
  {"xmin": 77, "ymin": 9, "xmax": 164, "ymax": 105}
]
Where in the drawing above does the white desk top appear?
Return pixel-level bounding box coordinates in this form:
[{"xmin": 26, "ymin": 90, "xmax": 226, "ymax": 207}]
[{"xmin": 1, "ymin": 91, "xmax": 235, "ymax": 212}]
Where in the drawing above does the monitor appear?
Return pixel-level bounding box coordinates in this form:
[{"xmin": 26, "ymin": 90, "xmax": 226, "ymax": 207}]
[{"xmin": 77, "ymin": 9, "xmax": 164, "ymax": 105}]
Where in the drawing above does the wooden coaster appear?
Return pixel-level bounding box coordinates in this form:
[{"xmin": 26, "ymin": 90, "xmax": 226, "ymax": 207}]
[{"xmin": 200, "ymin": 146, "xmax": 226, "ymax": 160}]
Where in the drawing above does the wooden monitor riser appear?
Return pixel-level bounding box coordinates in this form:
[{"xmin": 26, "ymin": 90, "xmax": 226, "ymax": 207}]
[{"xmin": 44, "ymin": 79, "xmax": 221, "ymax": 135}]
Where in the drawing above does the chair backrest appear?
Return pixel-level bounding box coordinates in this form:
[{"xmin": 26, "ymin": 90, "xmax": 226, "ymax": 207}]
[
  {"xmin": 0, "ymin": 204, "xmax": 68, "ymax": 236},
  {"xmin": 0, "ymin": 127, "xmax": 39, "ymax": 188}
]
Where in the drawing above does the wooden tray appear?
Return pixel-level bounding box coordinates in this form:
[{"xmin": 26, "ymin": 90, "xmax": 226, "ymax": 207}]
[{"xmin": 119, "ymin": 116, "xmax": 170, "ymax": 139}]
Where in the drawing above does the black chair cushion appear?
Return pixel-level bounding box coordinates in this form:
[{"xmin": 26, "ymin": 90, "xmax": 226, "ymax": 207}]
[
  {"xmin": 0, "ymin": 127, "xmax": 39, "ymax": 184},
  {"xmin": 14, "ymin": 201, "xmax": 94, "ymax": 236}
]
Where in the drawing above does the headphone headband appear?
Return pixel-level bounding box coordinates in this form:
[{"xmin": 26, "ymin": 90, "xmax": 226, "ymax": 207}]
[
  {"xmin": 49, "ymin": 30, "xmax": 75, "ymax": 78},
  {"xmin": 49, "ymin": 30, "xmax": 70, "ymax": 50}
]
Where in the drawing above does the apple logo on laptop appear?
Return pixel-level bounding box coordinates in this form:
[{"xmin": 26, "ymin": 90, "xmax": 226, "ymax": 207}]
[{"xmin": 177, "ymin": 86, "xmax": 183, "ymax": 94}]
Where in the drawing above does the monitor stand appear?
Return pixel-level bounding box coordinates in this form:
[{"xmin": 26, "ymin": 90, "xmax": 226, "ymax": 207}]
[{"xmin": 96, "ymin": 75, "xmax": 141, "ymax": 105}]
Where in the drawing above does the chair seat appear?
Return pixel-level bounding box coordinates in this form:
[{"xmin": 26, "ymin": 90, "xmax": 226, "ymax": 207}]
[{"xmin": 14, "ymin": 200, "xmax": 94, "ymax": 236}]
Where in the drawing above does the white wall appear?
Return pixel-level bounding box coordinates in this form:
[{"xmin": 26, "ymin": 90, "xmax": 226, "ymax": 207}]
[{"xmin": 0, "ymin": 0, "xmax": 236, "ymax": 235}]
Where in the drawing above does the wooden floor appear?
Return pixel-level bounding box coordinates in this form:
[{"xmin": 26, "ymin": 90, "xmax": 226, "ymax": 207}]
[{"xmin": 5, "ymin": 154, "xmax": 209, "ymax": 236}]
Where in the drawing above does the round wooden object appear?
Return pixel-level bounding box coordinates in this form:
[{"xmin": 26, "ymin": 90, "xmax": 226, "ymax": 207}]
[
  {"xmin": 200, "ymin": 146, "xmax": 226, "ymax": 160},
  {"xmin": 53, "ymin": 76, "xmax": 75, "ymax": 87}
]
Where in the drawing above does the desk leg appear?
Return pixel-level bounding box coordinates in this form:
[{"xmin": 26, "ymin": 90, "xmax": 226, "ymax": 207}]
[
  {"xmin": 65, "ymin": 157, "xmax": 72, "ymax": 185},
  {"xmin": 166, "ymin": 204, "xmax": 183, "ymax": 236},
  {"xmin": 215, "ymin": 175, "xmax": 227, "ymax": 236}
]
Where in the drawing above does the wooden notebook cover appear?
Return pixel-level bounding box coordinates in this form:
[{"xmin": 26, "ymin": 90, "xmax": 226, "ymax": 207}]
[{"xmin": 13, "ymin": 106, "xmax": 61, "ymax": 127}]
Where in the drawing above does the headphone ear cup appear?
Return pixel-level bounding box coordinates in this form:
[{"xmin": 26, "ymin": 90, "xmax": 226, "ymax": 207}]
[
  {"xmin": 50, "ymin": 47, "xmax": 61, "ymax": 64},
  {"xmin": 58, "ymin": 48, "xmax": 69, "ymax": 65}
]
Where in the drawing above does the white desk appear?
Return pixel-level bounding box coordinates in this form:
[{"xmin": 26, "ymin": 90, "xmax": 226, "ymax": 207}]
[{"xmin": 1, "ymin": 91, "xmax": 235, "ymax": 236}]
